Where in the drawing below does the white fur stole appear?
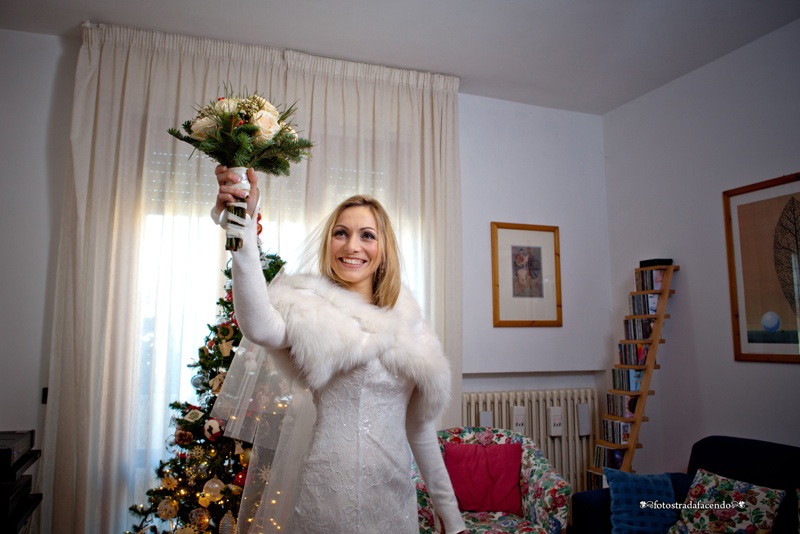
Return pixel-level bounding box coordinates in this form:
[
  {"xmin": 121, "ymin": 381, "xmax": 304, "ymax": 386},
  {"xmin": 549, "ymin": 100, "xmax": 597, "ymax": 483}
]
[{"xmin": 267, "ymin": 274, "xmax": 452, "ymax": 420}]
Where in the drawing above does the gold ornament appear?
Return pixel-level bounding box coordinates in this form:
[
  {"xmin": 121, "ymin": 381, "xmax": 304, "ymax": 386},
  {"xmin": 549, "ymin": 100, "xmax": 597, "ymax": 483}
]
[
  {"xmin": 239, "ymin": 448, "xmax": 252, "ymax": 467},
  {"xmin": 161, "ymin": 475, "xmax": 178, "ymax": 490},
  {"xmin": 189, "ymin": 507, "xmax": 212, "ymax": 531},
  {"xmin": 156, "ymin": 498, "xmax": 179, "ymax": 520},
  {"xmin": 219, "ymin": 510, "xmax": 236, "ymax": 534},
  {"xmin": 202, "ymin": 477, "xmax": 225, "ymax": 502},
  {"xmin": 198, "ymin": 495, "xmax": 210, "ymax": 508}
]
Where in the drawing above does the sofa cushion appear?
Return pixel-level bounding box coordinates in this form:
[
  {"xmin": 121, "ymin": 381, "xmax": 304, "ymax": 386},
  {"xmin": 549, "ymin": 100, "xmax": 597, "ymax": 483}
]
[
  {"xmin": 667, "ymin": 468, "xmax": 785, "ymax": 533},
  {"xmin": 444, "ymin": 442, "xmax": 523, "ymax": 516},
  {"xmin": 604, "ymin": 468, "xmax": 678, "ymax": 534},
  {"xmin": 686, "ymin": 435, "xmax": 800, "ymax": 533}
]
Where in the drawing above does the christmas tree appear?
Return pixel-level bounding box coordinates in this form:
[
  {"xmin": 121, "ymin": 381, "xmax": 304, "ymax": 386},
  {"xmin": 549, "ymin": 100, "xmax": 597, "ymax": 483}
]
[{"xmin": 126, "ymin": 215, "xmax": 285, "ymax": 534}]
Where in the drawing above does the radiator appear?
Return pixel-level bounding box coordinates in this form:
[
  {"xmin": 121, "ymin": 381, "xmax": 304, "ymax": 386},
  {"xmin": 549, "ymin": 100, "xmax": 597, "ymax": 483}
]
[{"xmin": 462, "ymin": 389, "xmax": 597, "ymax": 492}]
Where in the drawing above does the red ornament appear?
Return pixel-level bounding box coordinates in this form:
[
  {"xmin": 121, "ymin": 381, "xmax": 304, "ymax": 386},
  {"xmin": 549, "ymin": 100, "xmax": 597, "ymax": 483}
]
[
  {"xmin": 207, "ymin": 339, "xmax": 215, "ymax": 349},
  {"xmin": 225, "ymin": 290, "xmax": 233, "ymax": 302},
  {"xmin": 233, "ymin": 469, "xmax": 248, "ymax": 487},
  {"xmin": 203, "ymin": 418, "xmax": 225, "ymax": 441}
]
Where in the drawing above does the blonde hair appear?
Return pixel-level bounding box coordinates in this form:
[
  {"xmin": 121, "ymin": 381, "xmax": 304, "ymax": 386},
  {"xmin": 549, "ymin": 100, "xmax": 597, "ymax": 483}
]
[{"xmin": 319, "ymin": 195, "xmax": 401, "ymax": 308}]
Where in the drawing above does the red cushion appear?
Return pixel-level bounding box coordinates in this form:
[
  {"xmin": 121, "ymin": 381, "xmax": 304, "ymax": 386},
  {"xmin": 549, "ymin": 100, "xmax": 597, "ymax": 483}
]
[{"xmin": 443, "ymin": 442, "xmax": 523, "ymax": 516}]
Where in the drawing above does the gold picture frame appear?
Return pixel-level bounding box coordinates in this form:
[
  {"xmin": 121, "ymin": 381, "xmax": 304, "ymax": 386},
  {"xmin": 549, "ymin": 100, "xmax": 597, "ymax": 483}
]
[
  {"xmin": 491, "ymin": 222, "xmax": 563, "ymax": 327},
  {"xmin": 723, "ymin": 172, "xmax": 800, "ymax": 363}
]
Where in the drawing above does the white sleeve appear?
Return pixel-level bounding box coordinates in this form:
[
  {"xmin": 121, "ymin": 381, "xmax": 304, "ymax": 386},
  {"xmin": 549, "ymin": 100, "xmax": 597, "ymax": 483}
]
[
  {"xmin": 228, "ymin": 212, "xmax": 290, "ymax": 350},
  {"xmin": 406, "ymin": 397, "xmax": 466, "ymax": 534}
]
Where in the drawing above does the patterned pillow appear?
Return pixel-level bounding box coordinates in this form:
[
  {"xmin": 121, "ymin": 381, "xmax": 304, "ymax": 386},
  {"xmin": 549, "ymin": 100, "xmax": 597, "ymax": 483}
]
[
  {"xmin": 667, "ymin": 468, "xmax": 785, "ymax": 534},
  {"xmin": 604, "ymin": 468, "xmax": 677, "ymax": 534}
]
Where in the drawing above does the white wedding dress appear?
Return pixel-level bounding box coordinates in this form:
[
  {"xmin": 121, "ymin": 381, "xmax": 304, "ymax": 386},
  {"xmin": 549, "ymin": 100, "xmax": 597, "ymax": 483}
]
[{"xmin": 287, "ymin": 358, "xmax": 418, "ymax": 533}]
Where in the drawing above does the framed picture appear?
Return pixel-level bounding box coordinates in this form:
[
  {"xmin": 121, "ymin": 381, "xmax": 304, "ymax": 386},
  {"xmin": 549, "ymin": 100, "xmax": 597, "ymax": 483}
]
[
  {"xmin": 723, "ymin": 172, "xmax": 800, "ymax": 363},
  {"xmin": 491, "ymin": 222, "xmax": 562, "ymax": 327}
]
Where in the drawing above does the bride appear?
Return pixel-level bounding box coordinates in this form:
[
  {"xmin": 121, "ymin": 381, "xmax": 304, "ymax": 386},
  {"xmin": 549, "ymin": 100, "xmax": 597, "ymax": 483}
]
[{"xmin": 211, "ymin": 166, "xmax": 467, "ymax": 534}]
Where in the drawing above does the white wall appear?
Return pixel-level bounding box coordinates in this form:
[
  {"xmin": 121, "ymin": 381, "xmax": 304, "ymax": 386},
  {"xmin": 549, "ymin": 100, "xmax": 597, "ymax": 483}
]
[
  {"xmin": 459, "ymin": 94, "xmax": 610, "ymax": 396},
  {"xmin": 0, "ymin": 29, "xmax": 76, "ymax": 440},
  {"xmin": 603, "ymin": 19, "xmax": 800, "ymax": 473}
]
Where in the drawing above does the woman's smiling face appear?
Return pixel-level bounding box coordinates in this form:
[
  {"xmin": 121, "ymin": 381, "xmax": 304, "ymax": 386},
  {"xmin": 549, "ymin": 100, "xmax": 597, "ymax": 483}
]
[{"xmin": 329, "ymin": 205, "xmax": 382, "ymax": 301}]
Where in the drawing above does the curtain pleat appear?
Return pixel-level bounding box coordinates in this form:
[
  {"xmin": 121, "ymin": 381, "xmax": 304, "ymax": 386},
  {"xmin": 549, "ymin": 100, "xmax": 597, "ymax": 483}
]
[{"xmin": 41, "ymin": 21, "xmax": 461, "ymax": 533}]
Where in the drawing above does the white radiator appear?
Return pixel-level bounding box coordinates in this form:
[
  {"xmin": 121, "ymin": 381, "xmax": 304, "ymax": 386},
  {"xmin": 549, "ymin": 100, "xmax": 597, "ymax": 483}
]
[{"xmin": 462, "ymin": 389, "xmax": 597, "ymax": 492}]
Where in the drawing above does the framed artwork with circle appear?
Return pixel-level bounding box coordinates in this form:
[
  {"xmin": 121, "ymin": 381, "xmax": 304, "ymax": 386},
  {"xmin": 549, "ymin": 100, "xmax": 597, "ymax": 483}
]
[{"xmin": 723, "ymin": 172, "xmax": 800, "ymax": 363}]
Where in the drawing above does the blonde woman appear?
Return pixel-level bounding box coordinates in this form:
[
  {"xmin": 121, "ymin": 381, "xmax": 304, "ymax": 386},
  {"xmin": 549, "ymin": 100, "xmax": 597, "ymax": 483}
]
[{"xmin": 213, "ymin": 166, "xmax": 466, "ymax": 534}]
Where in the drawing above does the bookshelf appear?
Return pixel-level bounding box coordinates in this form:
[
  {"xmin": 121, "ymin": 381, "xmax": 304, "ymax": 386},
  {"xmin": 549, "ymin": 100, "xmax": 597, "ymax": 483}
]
[{"xmin": 587, "ymin": 264, "xmax": 679, "ymax": 488}]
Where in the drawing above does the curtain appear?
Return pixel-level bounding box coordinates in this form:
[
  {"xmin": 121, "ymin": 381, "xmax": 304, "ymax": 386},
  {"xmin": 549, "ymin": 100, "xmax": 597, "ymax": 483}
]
[{"xmin": 41, "ymin": 22, "xmax": 461, "ymax": 533}]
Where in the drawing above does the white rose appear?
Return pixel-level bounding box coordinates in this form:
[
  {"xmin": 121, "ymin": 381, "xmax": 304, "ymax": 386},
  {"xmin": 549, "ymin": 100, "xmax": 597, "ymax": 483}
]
[
  {"xmin": 261, "ymin": 100, "xmax": 280, "ymax": 119},
  {"xmin": 189, "ymin": 116, "xmax": 217, "ymax": 141},
  {"xmin": 214, "ymin": 97, "xmax": 240, "ymax": 115},
  {"xmin": 253, "ymin": 110, "xmax": 281, "ymax": 142}
]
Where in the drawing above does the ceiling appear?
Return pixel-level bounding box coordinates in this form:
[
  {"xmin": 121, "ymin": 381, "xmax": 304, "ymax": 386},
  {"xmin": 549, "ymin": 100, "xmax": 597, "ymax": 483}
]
[{"xmin": 3, "ymin": 0, "xmax": 799, "ymax": 114}]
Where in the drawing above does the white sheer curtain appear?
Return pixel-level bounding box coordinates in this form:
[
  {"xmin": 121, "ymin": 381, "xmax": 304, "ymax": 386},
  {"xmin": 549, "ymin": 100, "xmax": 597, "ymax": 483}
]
[{"xmin": 41, "ymin": 22, "xmax": 461, "ymax": 533}]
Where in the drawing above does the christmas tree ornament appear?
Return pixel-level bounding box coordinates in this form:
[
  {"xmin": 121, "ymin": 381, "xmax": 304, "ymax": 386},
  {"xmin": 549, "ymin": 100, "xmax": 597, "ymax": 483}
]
[
  {"xmin": 161, "ymin": 475, "xmax": 178, "ymax": 490},
  {"xmin": 188, "ymin": 507, "xmax": 211, "ymax": 531},
  {"xmin": 184, "ymin": 409, "xmax": 205, "ymax": 423},
  {"xmin": 219, "ymin": 339, "xmax": 234, "ymax": 357},
  {"xmin": 191, "ymin": 375, "xmax": 204, "ymax": 388},
  {"xmin": 175, "ymin": 527, "xmax": 197, "ymax": 534},
  {"xmin": 239, "ymin": 448, "xmax": 252, "ymax": 467},
  {"xmin": 156, "ymin": 498, "xmax": 179, "ymax": 520},
  {"xmin": 217, "ymin": 324, "xmax": 234, "ymax": 340},
  {"xmin": 202, "ymin": 477, "xmax": 225, "ymax": 502},
  {"xmin": 175, "ymin": 429, "xmax": 194, "ymax": 446},
  {"xmin": 203, "ymin": 418, "xmax": 224, "ymax": 441},
  {"xmin": 209, "ymin": 372, "xmax": 226, "ymax": 394},
  {"xmin": 227, "ymin": 484, "xmax": 242, "ymax": 496},
  {"xmin": 232, "ymin": 469, "xmax": 247, "ymax": 487},
  {"xmin": 198, "ymin": 494, "xmax": 211, "ymax": 508},
  {"xmin": 219, "ymin": 510, "xmax": 236, "ymax": 534}
]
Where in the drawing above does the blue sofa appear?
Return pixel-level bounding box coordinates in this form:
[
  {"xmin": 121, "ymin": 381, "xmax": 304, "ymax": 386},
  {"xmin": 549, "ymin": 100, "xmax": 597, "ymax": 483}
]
[{"xmin": 569, "ymin": 435, "xmax": 800, "ymax": 534}]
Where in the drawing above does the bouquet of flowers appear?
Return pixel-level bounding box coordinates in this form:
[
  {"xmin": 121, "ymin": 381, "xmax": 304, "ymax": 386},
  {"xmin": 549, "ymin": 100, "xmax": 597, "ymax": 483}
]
[{"xmin": 169, "ymin": 90, "xmax": 313, "ymax": 250}]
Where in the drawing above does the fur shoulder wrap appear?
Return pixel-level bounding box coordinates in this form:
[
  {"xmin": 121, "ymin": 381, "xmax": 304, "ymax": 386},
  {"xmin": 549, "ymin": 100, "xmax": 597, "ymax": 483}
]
[{"xmin": 268, "ymin": 274, "xmax": 452, "ymax": 420}]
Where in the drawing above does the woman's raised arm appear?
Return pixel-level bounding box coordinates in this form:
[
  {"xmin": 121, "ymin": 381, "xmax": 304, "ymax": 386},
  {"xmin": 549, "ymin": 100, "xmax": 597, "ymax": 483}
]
[{"xmin": 214, "ymin": 166, "xmax": 289, "ymax": 350}]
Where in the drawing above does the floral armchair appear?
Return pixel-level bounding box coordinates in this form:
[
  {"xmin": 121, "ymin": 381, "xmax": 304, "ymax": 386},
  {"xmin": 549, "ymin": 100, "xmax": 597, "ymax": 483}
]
[{"xmin": 413, "ymin": 427, "xmax": 571, "ymax": 534}]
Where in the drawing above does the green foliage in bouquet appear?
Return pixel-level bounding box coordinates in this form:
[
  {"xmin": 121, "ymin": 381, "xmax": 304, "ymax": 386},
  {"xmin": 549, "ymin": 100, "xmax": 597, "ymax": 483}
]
[
  {"xmin": 125, "ymin": 247, "xmax": 286, "ymax": 534},
  {"xmin": 168, "ymin": 91, "xmax": 313, "ymax": 175}
]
